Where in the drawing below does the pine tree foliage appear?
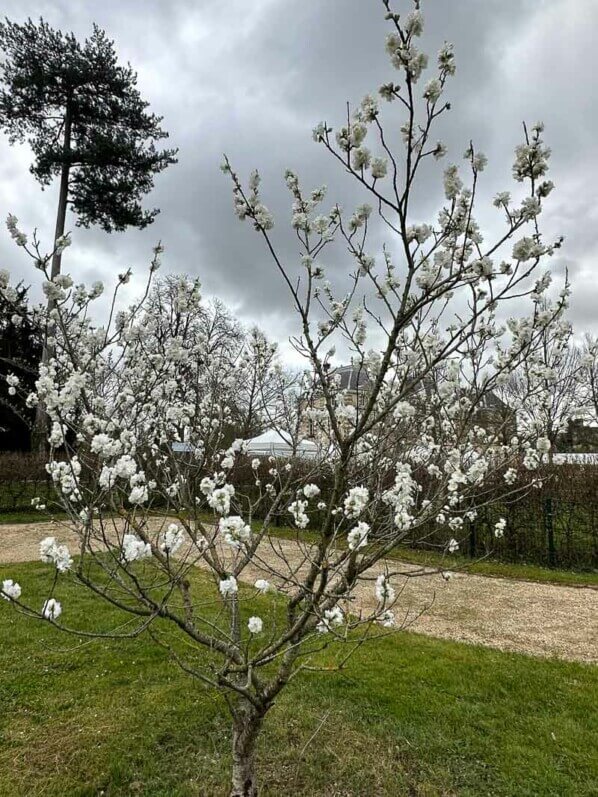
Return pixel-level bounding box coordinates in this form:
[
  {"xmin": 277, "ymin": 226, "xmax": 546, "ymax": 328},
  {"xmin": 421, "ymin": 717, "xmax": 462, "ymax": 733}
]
[{"xmin": 0, "ymin": 19, "xmax": 178, "ymax": 232}]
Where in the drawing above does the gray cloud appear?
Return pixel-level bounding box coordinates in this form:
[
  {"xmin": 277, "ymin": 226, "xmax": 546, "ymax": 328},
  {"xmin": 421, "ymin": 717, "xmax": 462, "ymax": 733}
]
[{"xmin": 0, "ymin": 0, "xmax": 596, "ymax": 348}]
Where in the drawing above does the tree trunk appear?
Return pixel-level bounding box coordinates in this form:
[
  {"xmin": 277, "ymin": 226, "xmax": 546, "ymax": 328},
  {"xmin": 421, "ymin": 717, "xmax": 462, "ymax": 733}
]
[
  {"xmin": 230, "ymin": 708, "xmax": 263, "ymax": 797},
  {"xmin": 32, "ymin": 104, "xmax": 72, "ymax": 453}
]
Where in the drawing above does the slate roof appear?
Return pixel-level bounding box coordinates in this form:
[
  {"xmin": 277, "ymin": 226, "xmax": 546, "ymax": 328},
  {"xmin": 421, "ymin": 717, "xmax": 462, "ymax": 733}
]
[{"xmin": 332, "ymin": 365, "xmax": 370, "ymax": 391}]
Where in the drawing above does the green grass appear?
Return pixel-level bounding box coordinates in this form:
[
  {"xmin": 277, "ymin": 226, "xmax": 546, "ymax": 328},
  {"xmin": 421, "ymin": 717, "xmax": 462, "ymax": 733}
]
[{"xmin": 0, "ymin": 560, "xmax": 596, "ymax": 796}]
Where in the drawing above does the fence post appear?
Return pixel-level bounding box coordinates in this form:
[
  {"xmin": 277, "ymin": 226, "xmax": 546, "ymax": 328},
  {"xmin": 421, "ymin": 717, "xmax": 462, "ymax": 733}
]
[
  {"xmin": 468, "ymin": 519, "xmax": 476, "ymax": 558},
  {"xmin": 544, "ymin": 496, "xmax": 556, "ymax": 568}
]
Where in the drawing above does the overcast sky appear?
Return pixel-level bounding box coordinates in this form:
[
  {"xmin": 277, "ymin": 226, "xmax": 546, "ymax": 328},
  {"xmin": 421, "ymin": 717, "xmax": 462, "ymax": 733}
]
[{"xmin": 1, "ymin": 0, "xmax": 596, "ymax": 352}]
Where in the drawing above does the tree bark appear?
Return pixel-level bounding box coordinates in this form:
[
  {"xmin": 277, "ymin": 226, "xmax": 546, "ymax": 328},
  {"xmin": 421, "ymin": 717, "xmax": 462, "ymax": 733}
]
[
  {"xmin": 230, "ymin": 707, "xmax": 263, "ymax": 797},
  {"xmin": 32, "ymin": 104, "xmax": 72, "ymax": 453}
]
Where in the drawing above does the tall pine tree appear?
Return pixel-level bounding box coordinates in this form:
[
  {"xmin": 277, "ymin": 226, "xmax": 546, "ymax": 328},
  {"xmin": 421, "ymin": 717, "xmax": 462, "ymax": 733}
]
[{"xmin": 0, "ymin": 19, "xmax": 178, "ymax": 449}]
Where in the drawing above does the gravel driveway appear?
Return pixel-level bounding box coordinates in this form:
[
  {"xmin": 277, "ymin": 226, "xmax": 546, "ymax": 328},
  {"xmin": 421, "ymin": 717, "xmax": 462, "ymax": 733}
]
[{"xmin": 1, "ymin": 519, "xmax": 596, "ymax": 663}]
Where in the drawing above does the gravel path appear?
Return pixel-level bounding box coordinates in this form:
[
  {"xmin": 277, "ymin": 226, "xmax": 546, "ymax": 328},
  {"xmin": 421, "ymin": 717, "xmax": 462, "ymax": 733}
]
[{"xmin": 1, "ymin": 519, "xmax": 596, "ymax": 663}]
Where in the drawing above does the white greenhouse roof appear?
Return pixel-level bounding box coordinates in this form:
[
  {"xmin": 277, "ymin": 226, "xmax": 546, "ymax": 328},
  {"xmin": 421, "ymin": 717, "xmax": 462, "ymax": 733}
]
[{"xmin": 245, "ymin": 429, "xmax": 319, "ymax": 459}]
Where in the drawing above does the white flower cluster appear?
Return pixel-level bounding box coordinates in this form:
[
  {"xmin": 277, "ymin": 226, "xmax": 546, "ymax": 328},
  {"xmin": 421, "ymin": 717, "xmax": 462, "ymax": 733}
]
[
  {"xmin": 343, "ymin": 486, "xmax": 369, "ymax": 519},
  {"xmin": 6, "ymin": 373, "xmax": 19, "ymax": 396},
  {"xmin": 220, "ymin": 516, "xmax": 251, "ymax": 548},
  {"xmin": 42, "ymin": 598, "xmax": 62, "ymax": 620},
  {"xmin": 385, "ymin": 32, "xmax": 428, "ymax": 82},
  {"xmin": 380, "ymin": 610, "xmax": 395, "ymax": 628},
  {"xmin": 121, "ymin": 534, "xmax": 152, "ymax": 563},
  {"xmin": 375, "ymin": 575, "xmax": 395, "ymax": 604},
  {"xmin": 47, "ymin": 458, "xmax": 82, "ymax": 501},
  {"xmin": 1, "ymin": 579, "xmax": 21, "ymax": 601},
  {"xmin": 382, "ymin": 463, "xmax": 416, "ymax": 530},
  {"xmin": 248, "ymin": 616, "xmax": 263, "ymax": 635},
  {"xmin": 98, "ymin": 454, "xmax": 140, "ymax": 493},
  {"xmin": 231, "ymin": 168, "xmax": 274, "ymax": 230},
  {"xmin": 393, "ymin": 401, "xmax": 416, "ymax": 421},
  {"xmin": 503, "ymin": 468, "xmax": 518, "ymax": 485},
  {"xmin": 40, "ymin": 537, "xmax": 73, "ymax": 572},
  {"xmin": 254, "ymin": 578, "xmax": 271, "ymax": 594},
  {"xmin": 512, "ymin": 123, "xmax": 550, "ymax": 183},
  {"xmin": 335, "ymin": 402, "xmax": 357, "ymax": 425},
  {"xmin": 444, "ymin": 164, "xmax": 463, "ymax": 200},
  {"xmin": 512, "ymin": 237, "xmax": 544, "ymax": 263},
  {"xmin": 347, "ymin": 521, "xmax": 370, "ymax": 551},
  {"xmin": 207, "ymin": 484, "xmax": 235, "ymax": 516},
  {"xmin": 160, "ymin": 523, "xmax": 185, "ymax": 555},
  {"xmin": 289, "ymin": 499, "xmax": 309, "ymax": 529},
  {"xmin": 316, "ymin": 605, "xmax": 344, "ymax": 634},
  {"xmin": 219, "ymin": 576, "xmax": 238, "ymax": 597},
  {"xmin": 303, "ymin": 483, "xmax": 320, "ymax": 499},
  {"xmin": 6, "ymin": 214, "xmax": 27, "ymax": 246}
]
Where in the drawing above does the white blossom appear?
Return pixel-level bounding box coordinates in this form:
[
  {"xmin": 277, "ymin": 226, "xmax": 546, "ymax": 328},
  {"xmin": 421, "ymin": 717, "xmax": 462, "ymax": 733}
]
[
  {"xmin": 42, "ymin": 598, "xmax": 62, "ymax": 620},
  {"xmin": 39, "ymin": 537, "xmax": 73, "ymax": 572},
  {"xmin": 347, "ymin": 521, "xmax": 370, "ymax": 551},
  {"xmin": 128, "ymin": 484, "xmax": 149, "ymax": 504},
  {"xmin": 160, "ymin": 524, "xmax": 185, "ymax": 555},
  {"xmin": 122, "ymin": 534, "xmax": 152, "ymax": 563},
  {"xmin": 219, "ymin": 576, "xmax": 238, "ymax": 597},
  {"xmin": 375, "ymin": 575, "xmax": 396, "ymax": 604},
  {"xmin": 220, "ymin": 515, "xmax": 251, "ymax": 548},
  {"xmin": 343, "ymin": 486, "xmax": 369, "ymax": 519},
  {"xmin": 380, "ymin": 610, "xmax": 395, "ymax": 628},
  {"xmin": 208, "ymin": 485, "xmax": 235, "ymax": 515},
  {"xmin": 303, "ymin": 483, "xmax": 320, "ymax": 499},
  {"xmin": 248, "ymin": 616, "xmax": 263, "ymax": 634},
  {"xmin": 494, "ymin": 518, "xmax": 507, "ymax": 539},
  {"xmin": 371, "ymin": 157, "xmax": 388, "ymax": 179},
  {"xmin": 1, "ymin": 579, "xmax": 21, "ymax": 601},
  {"xmin": 316, "ymin": 605, "xmax": 344, "ymax": 634},
  {"xmin": 289, "ymin": 499, "xmax": 309, "ymax": 529}
]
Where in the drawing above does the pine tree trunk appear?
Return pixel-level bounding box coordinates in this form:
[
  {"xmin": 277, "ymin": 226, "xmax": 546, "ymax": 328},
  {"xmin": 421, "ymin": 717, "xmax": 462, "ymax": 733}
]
[
  {"xmin": 32, "ymin": 104, "xmax": 72, "ymax": 453},
  {"xmin": 229, "ymin": 709, "xmax": 262, "ymax": 797}
]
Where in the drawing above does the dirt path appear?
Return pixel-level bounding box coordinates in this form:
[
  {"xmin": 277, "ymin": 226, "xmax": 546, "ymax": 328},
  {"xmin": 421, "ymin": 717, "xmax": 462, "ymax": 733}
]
[{"xmin": 1, "ymin": 519, "xmax": 596, "ymax": 664}]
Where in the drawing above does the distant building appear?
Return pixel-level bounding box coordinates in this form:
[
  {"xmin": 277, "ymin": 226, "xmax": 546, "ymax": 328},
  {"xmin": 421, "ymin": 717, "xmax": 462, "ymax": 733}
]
[
  {"xmin": 299, "ymin": 364, "xmax": 370, "ymax": 441},
  {"xmin": 332, "ymin": 364, "xmax": 371, "ymax": 393},
  {"xmin": 558, "ymin": 418, "xmax": 598, "ymax": 453},
  {"xmin": 471, "ymin": 391, "xmax": 517, "ymax": 444},
  {"xmin": 299, "ymin": 363, "xmax": 516, "ymax": 445}
]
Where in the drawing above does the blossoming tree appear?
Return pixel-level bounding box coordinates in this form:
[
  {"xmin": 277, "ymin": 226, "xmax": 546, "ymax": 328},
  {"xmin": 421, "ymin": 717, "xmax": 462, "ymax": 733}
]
[
  {"xmin": 579, "ymin": 335, "xmax": 598, "ymax": 430},
  {"xmin": 497, "ymin": 312, "xmax": 583, "ymax": 460},
  {"xmin": 0, "ymin": 1, "xmax": 569, "ymax": 794}
]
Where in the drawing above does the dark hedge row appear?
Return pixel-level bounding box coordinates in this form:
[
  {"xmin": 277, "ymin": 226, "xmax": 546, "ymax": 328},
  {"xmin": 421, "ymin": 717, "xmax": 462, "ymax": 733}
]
[{"xmin": 0, "ymin": 452, "xmax": 596, "ymax": 570}]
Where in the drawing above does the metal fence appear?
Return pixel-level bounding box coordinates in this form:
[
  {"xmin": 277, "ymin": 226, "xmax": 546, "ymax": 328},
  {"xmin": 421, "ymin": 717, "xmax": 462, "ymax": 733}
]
[
  {"xmin": 407, "ymin": 466, "xmax": 598, "ymax": 571},
  {"xmin": 450, "ymin": 498, "xmax": 598, "ymax": 570}
]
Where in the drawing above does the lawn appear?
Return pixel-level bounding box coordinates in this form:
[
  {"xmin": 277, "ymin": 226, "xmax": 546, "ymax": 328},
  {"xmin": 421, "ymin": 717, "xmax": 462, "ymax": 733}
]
[{"xmin": 0, "ymin": 560, "xmax": 596, "ymax": 796}]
